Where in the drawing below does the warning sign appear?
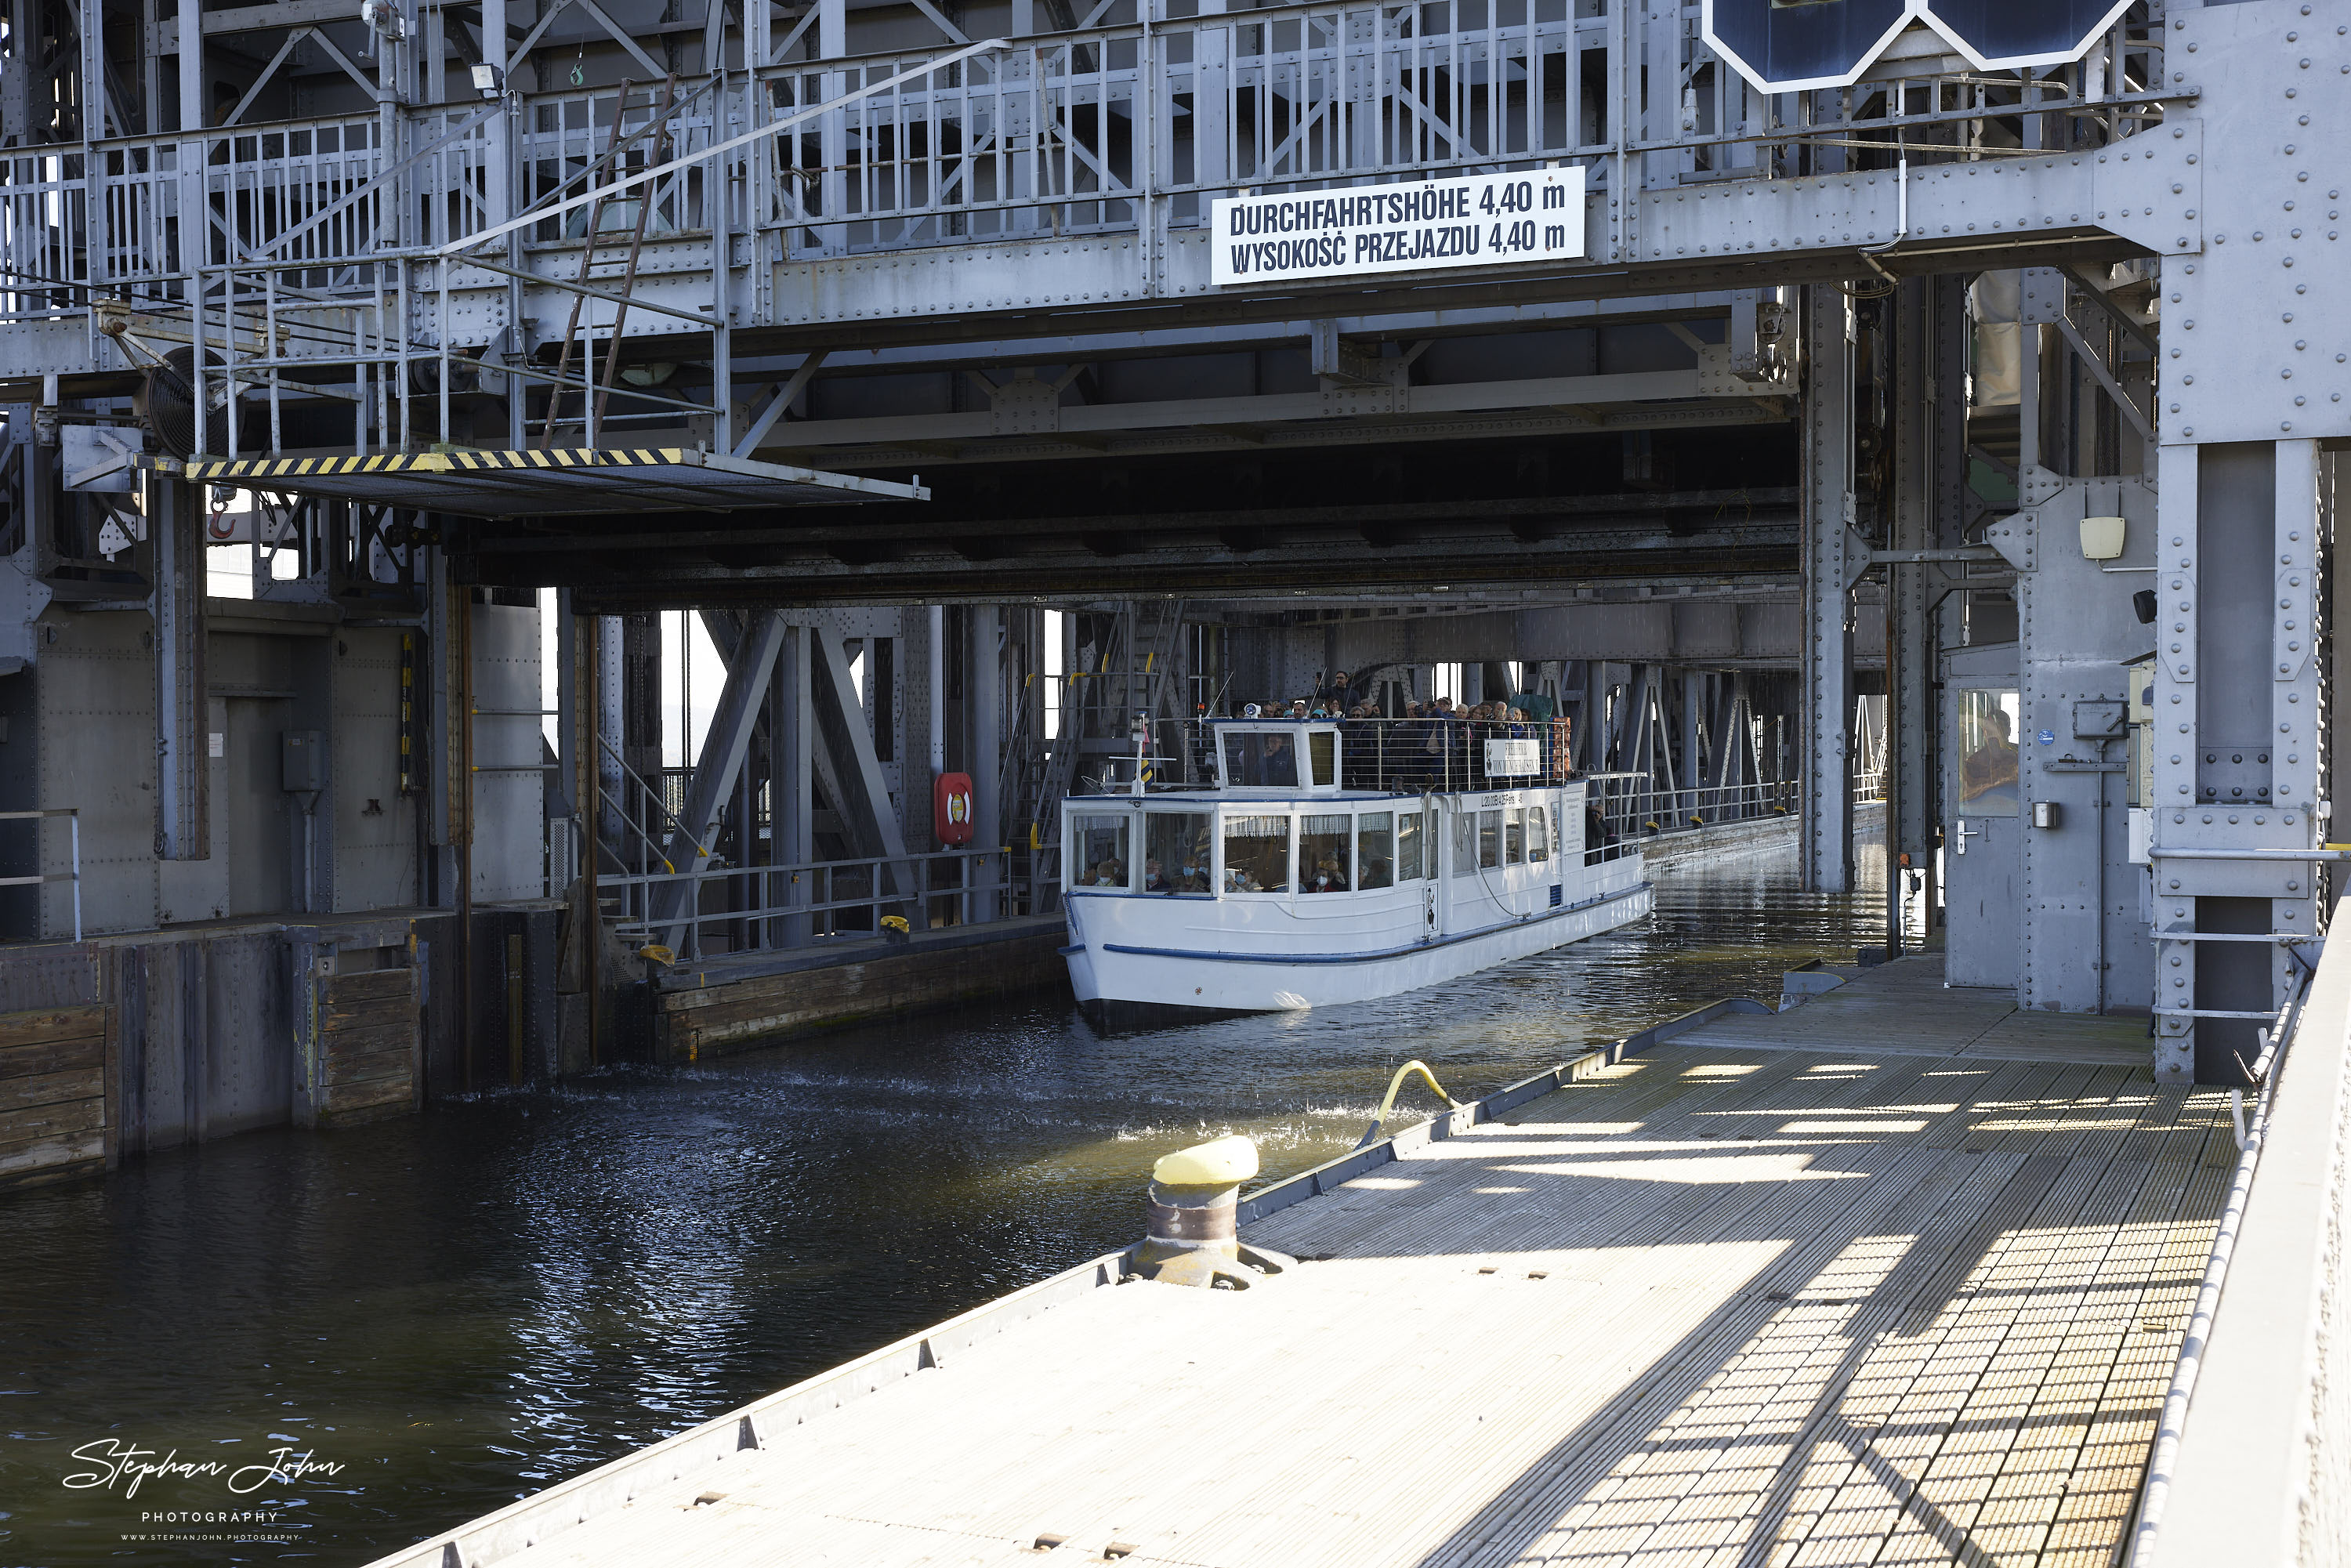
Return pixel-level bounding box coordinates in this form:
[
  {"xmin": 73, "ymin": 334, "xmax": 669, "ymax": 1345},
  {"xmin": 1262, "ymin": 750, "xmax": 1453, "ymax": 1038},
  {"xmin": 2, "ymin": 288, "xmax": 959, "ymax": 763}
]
[{"xmin": 1209, "ymin": 168, "xmax": 1586, "ymax": 288}]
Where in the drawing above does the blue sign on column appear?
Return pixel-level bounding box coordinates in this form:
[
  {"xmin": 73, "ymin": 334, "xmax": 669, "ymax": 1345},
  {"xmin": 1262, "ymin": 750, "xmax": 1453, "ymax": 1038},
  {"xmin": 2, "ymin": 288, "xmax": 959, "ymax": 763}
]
[
  {"xmin": 1703, "ymin": 0, "xmax": 2126, "ymax": 93},
  {"xmin": 1701, "ymin": 0, "xmax": 1914, "ymax": 93},
  {"xmin": 1922, "ymin": 0, "xmax": 2136, "ymax": 71}
]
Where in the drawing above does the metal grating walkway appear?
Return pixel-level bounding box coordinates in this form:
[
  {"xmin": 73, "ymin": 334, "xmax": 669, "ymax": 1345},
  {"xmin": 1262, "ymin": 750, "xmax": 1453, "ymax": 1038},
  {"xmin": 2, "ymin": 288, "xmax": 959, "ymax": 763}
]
[{"xmin": 447, "ymin": 977, "xmax": 2227, "ymax": 1568}]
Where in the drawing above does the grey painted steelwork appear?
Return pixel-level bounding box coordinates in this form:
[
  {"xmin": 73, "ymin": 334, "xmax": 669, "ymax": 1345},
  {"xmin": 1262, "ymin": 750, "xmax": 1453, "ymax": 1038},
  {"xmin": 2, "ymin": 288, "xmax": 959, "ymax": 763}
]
[
  {"xmin": 652, "ymin": 612, "xmax": 787, "ymax": 949},
  {"xmin": 1801, "ymin": 287, "xmax": 1856, "ymax": 894},
  {"xmin": 0, "ymin": 0, "xmax": 2342, "ymax": 1096}
]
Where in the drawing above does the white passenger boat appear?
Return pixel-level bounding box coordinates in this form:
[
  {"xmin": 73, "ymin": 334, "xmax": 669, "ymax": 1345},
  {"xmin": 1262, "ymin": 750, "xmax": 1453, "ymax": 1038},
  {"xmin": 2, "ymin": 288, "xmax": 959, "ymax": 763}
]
[{"xmin": 1059, "ymin": 718, "xmax": 1650, "ymax": 1023}]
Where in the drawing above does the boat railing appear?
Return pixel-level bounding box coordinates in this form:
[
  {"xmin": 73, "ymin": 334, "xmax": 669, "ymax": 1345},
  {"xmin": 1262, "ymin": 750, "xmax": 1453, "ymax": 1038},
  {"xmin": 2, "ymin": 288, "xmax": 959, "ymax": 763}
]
[
  {"xmin": 1071, "ymin": 716, "xmax": 1582, "ymax": 797},
  {"xmin": 1065, "ymin": 722, "xmax": 1795, "ymax": 848}
]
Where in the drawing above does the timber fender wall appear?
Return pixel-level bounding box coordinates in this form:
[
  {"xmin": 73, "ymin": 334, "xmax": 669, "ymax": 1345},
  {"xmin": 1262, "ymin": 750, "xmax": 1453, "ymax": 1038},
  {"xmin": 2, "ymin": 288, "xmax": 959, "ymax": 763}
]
[{"xmin": 653, "ymin": 918, "xmax": 1070, "ymax": 1062}]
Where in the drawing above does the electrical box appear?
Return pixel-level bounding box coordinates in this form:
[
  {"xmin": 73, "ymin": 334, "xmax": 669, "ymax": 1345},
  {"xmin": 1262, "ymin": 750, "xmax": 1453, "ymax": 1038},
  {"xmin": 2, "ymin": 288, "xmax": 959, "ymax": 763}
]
[
  {"xmin": 2127, "ymin": 662, "xmax": 2155, "ymax": 807},
  {"xmin": 281, "ymin": 730, "xmax": 324, "ymax": 792},
  {"xmin": 2071, "ymin": 698, "xmax": 2128, "ymax": 740}
]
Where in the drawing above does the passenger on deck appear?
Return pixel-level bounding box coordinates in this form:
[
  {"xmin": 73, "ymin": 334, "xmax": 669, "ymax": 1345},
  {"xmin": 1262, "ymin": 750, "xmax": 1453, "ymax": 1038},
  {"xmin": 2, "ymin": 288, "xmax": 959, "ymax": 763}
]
[
  {"xmin": 1307, "ymin": 853, "xmax": 1349, "ymax": 893},
  {"xmin": 1224, "ymin": 864, "xmax": 1261, "ymax": 893},
  {"xmin": 1342, "ymin": 704, "xmax": 1378, "ymax": 788},
  {"xmin": 1091, "ymin": 858, "xmax": 1126, "ymax": 888},
  {"xmin": 1142, "ymin": 858, "xmax": 1171, "ymax": 893},
  {"xmin": 1178, "ymin": 840, "xmax": 1212, "ymax": 892},
  {"xmin": 1317, "ymin": 669, "xmax": 1353, "ymax": 709},
  {"xmin": 1585, "ymin": 802, "xmax": 1614, "ymax": 866},
  {"xmin": 1425, "ymin": 698, "xmax": 1468, "ymax": 788}
]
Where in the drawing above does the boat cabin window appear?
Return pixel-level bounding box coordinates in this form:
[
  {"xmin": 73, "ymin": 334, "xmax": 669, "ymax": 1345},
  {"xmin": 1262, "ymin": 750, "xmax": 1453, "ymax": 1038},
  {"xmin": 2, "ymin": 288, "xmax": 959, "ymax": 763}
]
[
  {"xmin": 1223, "ymin": 813, "xmax": 1290, "ymax": 893},
  {"xmin": 1299, "ymin": 814, "xmax": 1351, "ymax": 893},
  {"xmin": 1451, "ymin": 811, "xmax": 1476, "ymax": 878},
  {"xmin": 1071, "ymin": 814, "xmax": 1132, "ymax": 889},
  {"xmin": 1528, "ymin": 806, "xmax": 1550, "ymax": 865},
  {"xmin": 1397, "ymin": 810, "xmax": 1426, "ymax": 881},
  {"xmin": 1145, "ymin": 811, "xmax": 1212, "ymax": 893},
  {"xmin": 1211, "ymin": 722, "xmax": 1343, "ymax": 793},
  {"xmin": 1357, "ymin": 812, "xmax": 1395, "ymax": 890},
  {"xmin": 1479, "ymin": 809, "xmax": 1502, "ymax": 870},
  {"xmin": 1306, "ymin": 731, "xmax": 1338, "ymax": 788},
  {"xmin": 1504, "ymin": 808, "xmax": 1526, "ymax": 865},
  {"xmin": 1221, "ymin": 729, "xmax": 1299, "ymax": 788}
]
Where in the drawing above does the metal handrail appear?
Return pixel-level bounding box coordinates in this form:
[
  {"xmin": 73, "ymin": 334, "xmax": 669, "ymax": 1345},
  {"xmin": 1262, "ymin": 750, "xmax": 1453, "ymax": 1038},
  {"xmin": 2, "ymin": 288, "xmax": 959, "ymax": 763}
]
[
  {"xmin": 0, "ymin": 808, "xmax": 82, "ymax": 941},
  {"xmin": 18, "ymin": 0, "xmax": 2165, "ymax": 335},
  {"xmin": 598, "ymin": 845, "xmax": 1041, "ymax": 960},
  {"xmin": 2128, "ymin": 952, "xmax": 2323, "ymax": 1566}
]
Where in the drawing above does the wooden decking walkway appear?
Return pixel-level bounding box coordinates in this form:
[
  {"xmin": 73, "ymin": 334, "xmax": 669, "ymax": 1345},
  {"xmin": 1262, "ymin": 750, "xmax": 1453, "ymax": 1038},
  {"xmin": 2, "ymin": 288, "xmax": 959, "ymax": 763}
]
[
  {"xmin": 484, "ymin": 961, "xmax": 2227, "ymax": 1568},
  {"xmin": 1674, "ymin": 957, "xmax": 2154, "ymax": 1067}
]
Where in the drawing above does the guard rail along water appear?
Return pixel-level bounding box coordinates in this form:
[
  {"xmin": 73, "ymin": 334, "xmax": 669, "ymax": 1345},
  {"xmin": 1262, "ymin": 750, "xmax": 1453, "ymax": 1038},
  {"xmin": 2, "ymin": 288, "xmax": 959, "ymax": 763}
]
[{"xmin": 2135, "ymin": 903, "xmax": 2349, "ymax": 1568}]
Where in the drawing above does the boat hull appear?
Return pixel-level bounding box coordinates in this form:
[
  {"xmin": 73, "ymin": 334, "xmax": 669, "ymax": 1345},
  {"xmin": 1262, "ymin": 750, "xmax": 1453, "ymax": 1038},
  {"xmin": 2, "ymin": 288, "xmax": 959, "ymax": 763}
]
[{"xmin": 1063, "ymin": 875, "xmax": 1653, "ymax": 1018}]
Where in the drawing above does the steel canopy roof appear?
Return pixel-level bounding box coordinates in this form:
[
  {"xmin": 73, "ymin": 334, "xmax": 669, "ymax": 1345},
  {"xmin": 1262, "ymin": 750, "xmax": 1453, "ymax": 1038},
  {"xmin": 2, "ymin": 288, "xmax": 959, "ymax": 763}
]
[{"xmin": 155, "ymin": 447, "xmax": 926, "ymax": 518}]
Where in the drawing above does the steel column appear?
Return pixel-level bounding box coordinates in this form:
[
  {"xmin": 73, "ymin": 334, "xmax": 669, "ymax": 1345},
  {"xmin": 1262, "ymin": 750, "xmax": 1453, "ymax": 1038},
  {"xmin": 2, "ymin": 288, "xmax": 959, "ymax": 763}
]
[
  {"xmin": 1801, "ymin": 284, "xmax": 1856, "ymax": 893},
  {"xmin": 653, "ymin": 611, "xmax": 788, "ymax": 949},
  {"xmin": 969, "ymin": 605, "xmax": 1002, "ymax": 923},
  {"xmin": 1886, "ymin": 279, "xmax": 1935, "ymax": 952},
  {"xmin": 150, "ymin": 477, "xmax": 208, "ymax": 860},
  {"xmin": 810, "ymin": 627, "xmax": 925, "ymax": 928},
  {"xmin": 772, "ymin": 625, "xmax": 813, "ymax": 947}
]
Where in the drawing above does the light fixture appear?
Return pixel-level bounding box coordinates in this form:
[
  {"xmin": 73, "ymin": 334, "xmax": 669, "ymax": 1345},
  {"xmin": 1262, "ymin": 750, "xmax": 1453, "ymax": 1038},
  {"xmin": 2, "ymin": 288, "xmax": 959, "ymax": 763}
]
[{"xmin": 2080, "ymin": 515, "xmax": 2125, "ymax": 561}]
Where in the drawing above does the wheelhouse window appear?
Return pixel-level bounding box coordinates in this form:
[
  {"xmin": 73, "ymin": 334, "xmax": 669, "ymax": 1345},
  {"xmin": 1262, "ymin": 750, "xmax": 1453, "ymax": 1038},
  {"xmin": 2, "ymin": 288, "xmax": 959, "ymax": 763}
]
[
  {"xmin": 1221, "ymin": 729, "xmax": 1299, "ymax": 788},
  {"xmin": 1145, "ymin": 811, "xmax": 1212, "ymax": 893},
  {"xmin": 1306, "ymin": 731, "xmax": 1338, "ymax": 788},
  {"xmin": 1397, "ymin": 809, "xmax": 1425, "ymax": 881},
  {"xmin": 1451, "ymin": 810, "xmax": 1476, "ymax": 878},
  {"xmin": 1299, "ymin": 813, "xmax": 1351, "ymax": 893},
  {"xmin": 1222, "ymin": 814, "xmax": 1290, "ymax": 893},
  {"xmin": 1504, "ymin": 808, "xmax": 1526, "ymax": 865},
  {"xmin": 1357, "ymin": 812, "xmax": 1395, "ymax": 890},
  {"xmin": 1479, "ymin": 809, "xmax": 1502, "ymax": 870},
  {"xmin": 1528, "ymin": 806, "xmax": 1550, "ymax": 865},
  {"xmin": 1072, "ymin": 814, "xmax": 1132, "ymax": 889}
]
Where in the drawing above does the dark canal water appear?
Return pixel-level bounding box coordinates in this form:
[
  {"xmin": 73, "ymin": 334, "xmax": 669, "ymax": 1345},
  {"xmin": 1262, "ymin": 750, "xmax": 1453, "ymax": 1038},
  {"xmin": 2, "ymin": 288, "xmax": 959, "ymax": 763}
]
[{"xmin": 0, "ymin": 846, "xmax": 1905, "ymax": 1566}]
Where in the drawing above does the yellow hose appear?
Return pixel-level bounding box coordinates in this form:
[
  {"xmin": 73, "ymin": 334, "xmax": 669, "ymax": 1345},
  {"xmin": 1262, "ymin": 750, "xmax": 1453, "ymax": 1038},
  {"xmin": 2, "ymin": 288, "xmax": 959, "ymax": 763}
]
[{"xmin": 1353, "ymin": 1059, "xmax": 1462, "ymax": 1150}]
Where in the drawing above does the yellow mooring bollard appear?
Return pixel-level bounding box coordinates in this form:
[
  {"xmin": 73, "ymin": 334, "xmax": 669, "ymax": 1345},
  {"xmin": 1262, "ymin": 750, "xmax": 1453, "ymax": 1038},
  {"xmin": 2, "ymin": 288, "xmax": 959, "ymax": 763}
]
[{"xmin": 1127, "ymin": 1135, "xmax": 1295, "ymax": 1290}]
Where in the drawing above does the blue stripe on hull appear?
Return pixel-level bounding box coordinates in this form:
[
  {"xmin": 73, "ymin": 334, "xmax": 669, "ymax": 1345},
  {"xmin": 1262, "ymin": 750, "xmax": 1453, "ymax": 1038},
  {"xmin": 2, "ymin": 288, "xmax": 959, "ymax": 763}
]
[{"xmin": 1098, "ymin": 882, "xmax": 1651, "ymax": 966}]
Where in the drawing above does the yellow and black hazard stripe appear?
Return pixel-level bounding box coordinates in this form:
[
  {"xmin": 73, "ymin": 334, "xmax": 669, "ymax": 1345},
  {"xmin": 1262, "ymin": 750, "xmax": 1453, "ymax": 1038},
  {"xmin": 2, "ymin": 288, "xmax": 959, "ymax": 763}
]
[
  {"xmin": 442, "ymin": 447, "xmax": 690, "ymax": 470},
  {"xmin": 184, "ymin": 447, "xmax": 695, "ymax": 482},
  {"xmin": 186, "ymin": 451, "xmax": 423, "ymax": 481}
]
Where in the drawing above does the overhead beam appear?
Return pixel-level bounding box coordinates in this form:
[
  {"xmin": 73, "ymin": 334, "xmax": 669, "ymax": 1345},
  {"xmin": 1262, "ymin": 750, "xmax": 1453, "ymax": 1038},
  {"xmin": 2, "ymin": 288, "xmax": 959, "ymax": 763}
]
[
  {"xmin": 765, "ymin": 400, "xmax": 1781, "ymax": 469},
  {"xmin": 749, "ymin": 368, "xmax": 1726, "ymax": 453},
  {"xmin": 474, "ymin": 487, "xmax": 1802, "ymax": 555}
]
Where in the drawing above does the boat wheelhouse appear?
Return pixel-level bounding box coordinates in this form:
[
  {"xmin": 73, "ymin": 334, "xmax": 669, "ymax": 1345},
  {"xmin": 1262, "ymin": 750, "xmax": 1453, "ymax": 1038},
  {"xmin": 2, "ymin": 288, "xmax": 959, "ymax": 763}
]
[{"xmin": 1059, "ymin": 718, "xmax": 1650, "ymax": 1021}]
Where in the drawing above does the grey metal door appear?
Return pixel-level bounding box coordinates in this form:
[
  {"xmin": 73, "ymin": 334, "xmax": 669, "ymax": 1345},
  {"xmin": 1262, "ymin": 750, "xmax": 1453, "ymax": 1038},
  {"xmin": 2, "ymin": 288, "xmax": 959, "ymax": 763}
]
[
  {"xmin": 1945, "ymin": 686, "xmax": 2021, "ymax": 988},
  {"xmin": 1945, "ymin": 816, "xmax": 2020, "ymax": 987},
  {"xmin": 224, "ymin": 697, "xmax": 295, "ymax": 916}
]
